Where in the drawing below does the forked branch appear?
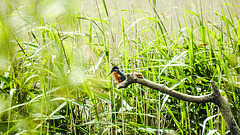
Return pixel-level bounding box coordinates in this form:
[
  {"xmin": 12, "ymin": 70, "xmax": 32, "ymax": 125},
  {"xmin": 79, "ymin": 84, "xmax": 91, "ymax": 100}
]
[{"xmin": 117, "ymin": 73, "xmax": 240, "ymax": 135}]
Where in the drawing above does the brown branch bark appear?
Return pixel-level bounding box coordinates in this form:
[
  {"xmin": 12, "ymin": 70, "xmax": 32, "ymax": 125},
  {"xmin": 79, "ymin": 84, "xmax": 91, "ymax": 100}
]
[{"xmin": 117, "ymin": 73, "xmax": 240, "ymax": 135}]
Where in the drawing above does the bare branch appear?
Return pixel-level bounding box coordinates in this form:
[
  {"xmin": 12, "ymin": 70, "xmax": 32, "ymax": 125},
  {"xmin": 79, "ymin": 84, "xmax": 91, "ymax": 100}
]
[
  {"xmin": 211, "ymin": 81, "xmax": 240, "ymax": 135},
  {"xmin": 117, "ymin": 73, "xmax": 240, "ymax": 135},
  {"xmin": 118, "ymin": 73, "xmax": 215, "ymax": 103}
]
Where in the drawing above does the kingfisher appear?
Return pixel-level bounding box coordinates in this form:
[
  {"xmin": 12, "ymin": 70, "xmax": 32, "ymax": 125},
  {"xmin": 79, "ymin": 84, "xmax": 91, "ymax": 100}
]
[{"xmin": 108, "ymin": 66, "xmax": 126, "ymax": 84}]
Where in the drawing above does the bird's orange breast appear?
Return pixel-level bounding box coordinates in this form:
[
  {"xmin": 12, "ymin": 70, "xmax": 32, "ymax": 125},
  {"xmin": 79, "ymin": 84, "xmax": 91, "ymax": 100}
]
[{"xmin": 113, "ymin": 72, "xmax": 122, "ymax": 84}]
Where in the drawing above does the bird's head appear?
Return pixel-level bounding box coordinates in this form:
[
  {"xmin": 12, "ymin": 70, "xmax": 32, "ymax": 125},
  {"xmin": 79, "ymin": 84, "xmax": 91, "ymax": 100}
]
[{"xmin": 107, "ymin": 66, "xmax": 119, "ymax": 76}]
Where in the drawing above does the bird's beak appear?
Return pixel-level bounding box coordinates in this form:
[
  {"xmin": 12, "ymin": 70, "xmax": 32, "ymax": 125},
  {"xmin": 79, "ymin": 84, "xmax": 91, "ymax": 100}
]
[{"xmin": 107, "ymin": 71, "xmax": 113, "ymax": 76}]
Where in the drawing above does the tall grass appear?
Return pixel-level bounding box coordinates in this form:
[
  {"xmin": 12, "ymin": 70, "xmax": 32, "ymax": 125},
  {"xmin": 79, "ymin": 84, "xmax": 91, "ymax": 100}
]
[{"xmin": 0, "ymin": 0, "xmax": 239, "ymax": 134}]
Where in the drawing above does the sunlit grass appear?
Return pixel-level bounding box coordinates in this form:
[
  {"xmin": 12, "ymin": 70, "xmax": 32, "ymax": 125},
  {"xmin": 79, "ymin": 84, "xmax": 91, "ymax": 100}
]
[{"xmin": 0, "ymin": 0, "xmax": 239, "ymax": 134}]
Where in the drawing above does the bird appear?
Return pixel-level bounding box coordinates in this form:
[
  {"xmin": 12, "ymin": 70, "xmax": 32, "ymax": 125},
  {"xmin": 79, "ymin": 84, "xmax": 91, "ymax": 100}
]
[{"xmin": 108, "ymin": 66, "xmax": 126, "ymax": 84}]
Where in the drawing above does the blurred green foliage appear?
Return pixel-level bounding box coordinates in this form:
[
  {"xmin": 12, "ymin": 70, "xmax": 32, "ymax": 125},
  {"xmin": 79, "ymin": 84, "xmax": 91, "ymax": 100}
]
[{"xmin": 0, "ymin": 0, "xmax": 239, "ymax": 134}]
